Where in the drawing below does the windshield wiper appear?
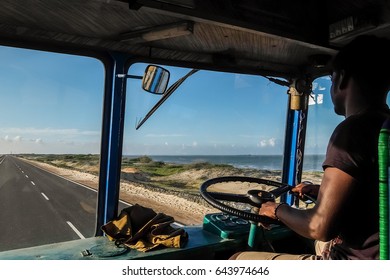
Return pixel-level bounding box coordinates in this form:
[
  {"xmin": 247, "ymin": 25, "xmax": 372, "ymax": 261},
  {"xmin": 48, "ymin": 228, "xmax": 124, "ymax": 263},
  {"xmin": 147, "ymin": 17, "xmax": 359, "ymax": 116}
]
[{"xmin": 136, "ymin": 69, "xmax": 198, "ymax": 130}]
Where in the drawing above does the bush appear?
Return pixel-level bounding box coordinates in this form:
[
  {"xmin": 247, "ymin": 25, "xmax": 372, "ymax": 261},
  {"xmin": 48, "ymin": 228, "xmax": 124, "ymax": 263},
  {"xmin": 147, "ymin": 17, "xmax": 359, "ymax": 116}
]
[{"xmin": 138, "ymin": 156, "xmax": 153, "ymax": 163}]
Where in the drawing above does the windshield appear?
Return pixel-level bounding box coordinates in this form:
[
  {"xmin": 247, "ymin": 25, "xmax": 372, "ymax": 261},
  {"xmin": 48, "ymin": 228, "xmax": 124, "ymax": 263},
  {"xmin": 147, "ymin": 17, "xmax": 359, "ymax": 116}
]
[{"xmin": 121, "ymin": 63, "xmax": 289, "ymax": 225}]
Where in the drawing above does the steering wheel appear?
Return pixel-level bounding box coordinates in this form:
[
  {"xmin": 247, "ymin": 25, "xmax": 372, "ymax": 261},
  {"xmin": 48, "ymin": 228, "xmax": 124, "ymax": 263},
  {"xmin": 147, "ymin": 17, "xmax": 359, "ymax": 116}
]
[{"xmin": 200, "ymin": 176, "xmax": 293, "ymax": 224}]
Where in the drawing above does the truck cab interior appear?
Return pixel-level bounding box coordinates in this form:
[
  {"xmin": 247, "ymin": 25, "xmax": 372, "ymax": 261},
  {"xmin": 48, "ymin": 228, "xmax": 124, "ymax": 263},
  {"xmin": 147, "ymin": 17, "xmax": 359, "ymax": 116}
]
[{"xmin": 0, "ymin": 0, "xmax": 389, "ymax": 260}]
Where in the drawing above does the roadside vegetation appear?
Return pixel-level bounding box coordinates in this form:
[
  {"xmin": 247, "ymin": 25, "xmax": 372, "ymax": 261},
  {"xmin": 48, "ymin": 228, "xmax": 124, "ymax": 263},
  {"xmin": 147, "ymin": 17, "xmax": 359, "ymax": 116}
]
[{"xmin": 18, "ymin": 154, "xmax": 321, "ymax": 197}]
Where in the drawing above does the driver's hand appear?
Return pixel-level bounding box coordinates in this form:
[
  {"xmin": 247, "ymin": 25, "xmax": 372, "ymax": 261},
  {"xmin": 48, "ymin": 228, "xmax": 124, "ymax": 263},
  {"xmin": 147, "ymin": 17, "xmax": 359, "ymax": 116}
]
[
  {"xmin": 257, "ymin": 201, "xmax": 280, "ymax": 229},
  {"xmin": 259, "ymin": 201, "xmax": 278, "ymax": 220},
  {"xmin": 291, "ymin": 181, "xmax": 319, "ymax": 200}
]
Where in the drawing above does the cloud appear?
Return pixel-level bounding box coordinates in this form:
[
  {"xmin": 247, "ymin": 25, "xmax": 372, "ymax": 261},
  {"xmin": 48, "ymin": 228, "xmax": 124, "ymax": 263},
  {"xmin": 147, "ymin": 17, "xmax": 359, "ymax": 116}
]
[
  {"xmin": 0, "ymin": 127, "xmax": 100, "ymax": 137},
  {"xmin": 258, "ymin": 138, "xmax": 276, "ymax": 147},
  {"xmin": 3, "ymin": 135, "xmax": 23, "ymax": 142},
  {"xmin": 312, "ymin": 82, "xmax": 328, "ymax": 92},
  {"xmin": 308, "ymin": 93, "xmax": 324, "ymax": 106},
  {"xmin": 3, "ymin": 134, "xmax": 43, "ymax": 144},
  {"xmin": 0, "ymin": 127, "xmax": 100, "ymax": 154}
]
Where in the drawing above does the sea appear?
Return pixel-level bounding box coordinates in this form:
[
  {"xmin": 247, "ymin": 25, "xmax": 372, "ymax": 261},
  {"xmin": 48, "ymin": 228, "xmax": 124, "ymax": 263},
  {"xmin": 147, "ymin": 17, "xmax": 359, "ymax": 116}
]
[{"xmin": 125, "ymin": 154, "xmax": 325, "ymax": 172}]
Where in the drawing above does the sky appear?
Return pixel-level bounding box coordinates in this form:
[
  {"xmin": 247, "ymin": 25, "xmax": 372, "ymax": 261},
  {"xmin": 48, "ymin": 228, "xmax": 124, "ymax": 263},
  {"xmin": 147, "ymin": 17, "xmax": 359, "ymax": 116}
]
[
  {"xmin": 0, "ymin": 46, "xmax": 104, "ymax": 154},
  {"xmin": 123, "ymin": 63, "xmax": 342, "ymax": 155},
  {"xmin": 0, "ymin": 45, "xmax": 343, "ymax": 155}
]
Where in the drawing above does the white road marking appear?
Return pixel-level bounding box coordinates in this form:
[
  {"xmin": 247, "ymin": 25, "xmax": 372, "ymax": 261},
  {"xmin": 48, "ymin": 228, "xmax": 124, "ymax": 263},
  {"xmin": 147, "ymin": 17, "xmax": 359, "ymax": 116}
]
[
  {"xmin": 31, "ymin": 181, "xmax": 35, "ymax": 186},
  {"xmin": 21, "ymin": 160, "xmax": 97, "ymax": 193},
  {"xmin": 66, "ymin": 221, "xmax": 85, "ymax": 239},
  {"xmin": 25, "ymin": 175, "xmax": 28, "ymax": 178},
  {"xmin": 41, "ymin": 192, "xmax": 49, "ymax": 200}
]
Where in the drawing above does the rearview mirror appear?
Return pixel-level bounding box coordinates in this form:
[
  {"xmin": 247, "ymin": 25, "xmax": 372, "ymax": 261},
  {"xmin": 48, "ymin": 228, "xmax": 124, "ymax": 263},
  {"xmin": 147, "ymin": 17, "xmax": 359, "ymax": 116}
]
[{"xmin": 142, "ymin": 65, "xmax": 170, "ymax": 94}]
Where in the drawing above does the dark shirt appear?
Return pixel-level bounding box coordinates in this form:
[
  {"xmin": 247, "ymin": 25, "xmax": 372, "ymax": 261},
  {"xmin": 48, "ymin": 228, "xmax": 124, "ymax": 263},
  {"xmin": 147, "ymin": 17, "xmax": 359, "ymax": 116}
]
[{"xmin": 322, "ymin": 108, "xmax": 390, "ymax": 260}]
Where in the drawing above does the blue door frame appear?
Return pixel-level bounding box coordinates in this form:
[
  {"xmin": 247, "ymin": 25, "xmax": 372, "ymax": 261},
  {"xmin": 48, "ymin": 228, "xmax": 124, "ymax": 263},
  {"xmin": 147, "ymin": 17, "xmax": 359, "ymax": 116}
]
[
  {"xmin": 282, "ymin": 101, "xmax": 309, "ymax": 205},
  {"xmin": 96, "ymin": 52, "xmax": 131, "ymax": 235}
]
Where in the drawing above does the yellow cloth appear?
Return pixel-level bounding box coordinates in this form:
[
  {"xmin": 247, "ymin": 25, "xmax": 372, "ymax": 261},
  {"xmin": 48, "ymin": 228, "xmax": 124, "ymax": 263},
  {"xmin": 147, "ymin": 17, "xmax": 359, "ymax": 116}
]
[{"xmin": 101, "ymin": 204, "xmax": 188, "ymax": 252}]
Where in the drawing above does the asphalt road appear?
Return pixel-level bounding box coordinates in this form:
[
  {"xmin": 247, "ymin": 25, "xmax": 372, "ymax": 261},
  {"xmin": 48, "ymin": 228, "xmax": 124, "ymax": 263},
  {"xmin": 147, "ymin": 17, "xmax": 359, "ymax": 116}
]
[{"xmin": 0, "ymin": 155, "xmax": 99, "ymax": 252}]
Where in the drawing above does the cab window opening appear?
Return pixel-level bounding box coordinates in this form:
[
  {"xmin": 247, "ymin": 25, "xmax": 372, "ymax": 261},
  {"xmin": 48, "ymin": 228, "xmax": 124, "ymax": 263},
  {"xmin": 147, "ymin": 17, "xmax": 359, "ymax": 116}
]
[
  {"xmin": 0, "ymin": 45, "xmax": 105, "ymax": 251},
  {"xmin": 120, "ymin": 62, "xmax": 289, "ymax": 225}
]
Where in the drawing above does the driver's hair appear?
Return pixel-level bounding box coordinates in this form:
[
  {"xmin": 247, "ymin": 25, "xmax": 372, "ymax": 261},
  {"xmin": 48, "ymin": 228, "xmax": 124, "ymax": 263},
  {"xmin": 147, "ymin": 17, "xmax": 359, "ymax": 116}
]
[{"xmin": 332, "ymin": 35, "xmax": 390, "ymax": 97}]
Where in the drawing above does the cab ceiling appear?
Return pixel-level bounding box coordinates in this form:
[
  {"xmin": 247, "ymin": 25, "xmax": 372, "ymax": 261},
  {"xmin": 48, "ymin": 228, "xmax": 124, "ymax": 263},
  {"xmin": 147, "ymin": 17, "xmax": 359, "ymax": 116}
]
[{"xmin": 0, "ymin": 0, "xmax": 389, "ymax": 78}]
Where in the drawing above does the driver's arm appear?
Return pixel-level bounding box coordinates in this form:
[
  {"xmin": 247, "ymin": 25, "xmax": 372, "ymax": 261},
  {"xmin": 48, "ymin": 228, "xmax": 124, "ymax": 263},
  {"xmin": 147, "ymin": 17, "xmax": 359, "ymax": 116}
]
[{"xmin": 260, "ymin": 167, "xmax": 357, "ymax": 241}]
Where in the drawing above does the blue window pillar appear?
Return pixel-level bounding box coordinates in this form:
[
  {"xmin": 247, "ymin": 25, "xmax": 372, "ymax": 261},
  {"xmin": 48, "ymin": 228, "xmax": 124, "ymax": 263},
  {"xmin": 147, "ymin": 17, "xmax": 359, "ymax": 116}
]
[
  {"xmin": 282, "ymin": 94, "xmax": 309, "ymax": 205},
  {"xmin": 96, "ymin": 52, "xmax": 130, "ymax": 235}
]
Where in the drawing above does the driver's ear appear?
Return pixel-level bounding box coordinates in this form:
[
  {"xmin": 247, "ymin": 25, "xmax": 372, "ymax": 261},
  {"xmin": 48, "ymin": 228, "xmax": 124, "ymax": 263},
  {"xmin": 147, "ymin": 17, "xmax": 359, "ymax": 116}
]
[{"xmin": 338, "ymin": 69, "xmax": 349, "ymax": 90}]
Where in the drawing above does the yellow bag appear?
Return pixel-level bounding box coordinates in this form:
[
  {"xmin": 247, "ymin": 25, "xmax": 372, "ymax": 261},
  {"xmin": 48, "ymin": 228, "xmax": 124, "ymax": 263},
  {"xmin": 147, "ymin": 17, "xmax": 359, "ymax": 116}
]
[{"xmin": 101, "ymin": 204, "xmax": 188, "ymax": 252}]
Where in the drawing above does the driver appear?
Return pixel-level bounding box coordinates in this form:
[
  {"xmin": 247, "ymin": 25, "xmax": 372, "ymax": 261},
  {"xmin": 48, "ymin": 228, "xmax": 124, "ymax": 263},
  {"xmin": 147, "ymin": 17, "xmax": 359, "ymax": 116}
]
[{"xmin": 230, "ymin": 35, "xmax": 390, "ymax": 260}]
